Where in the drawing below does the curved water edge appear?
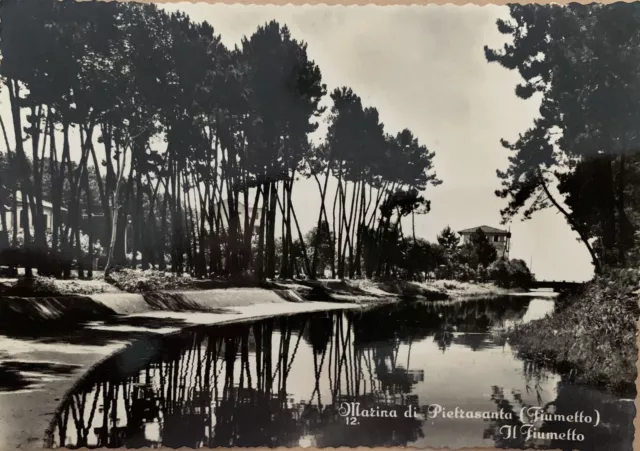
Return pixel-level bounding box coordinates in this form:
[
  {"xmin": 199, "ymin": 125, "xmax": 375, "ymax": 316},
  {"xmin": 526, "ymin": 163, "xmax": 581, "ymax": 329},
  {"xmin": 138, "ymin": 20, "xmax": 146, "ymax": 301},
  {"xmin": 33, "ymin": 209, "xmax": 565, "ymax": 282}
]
[
  {"xmin": 0, "ymin": 280, "xmax": 549, "ymax": 328},
  {"xmin": 39, "ymin": 292, "xmax": 536, "ymax": 442},
  {"xmin": 40, "ymin": 298, "xmax": 368, "ymax": 448},
  {"xmin": 42, "ymin": 295, "xmax": 634, "ymax": 450},
  {"xmin": 0, "ymin": 288, "xmax": 302, "ymax": 329}
]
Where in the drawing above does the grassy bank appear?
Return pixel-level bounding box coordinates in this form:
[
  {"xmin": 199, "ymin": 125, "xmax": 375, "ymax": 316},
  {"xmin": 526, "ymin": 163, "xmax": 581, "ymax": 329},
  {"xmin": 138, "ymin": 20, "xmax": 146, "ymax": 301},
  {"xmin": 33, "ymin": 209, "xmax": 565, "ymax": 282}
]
[
  {"xmin": 507, "ymin": 269, "xmax": 640, "ymax": 395},
  {"xmin": 0, "ymin": 274, "xmax": 118, "ymax": 296},
  {"xmin": 104, "ymin": 269, "xmax": 515, "ymax": 300},
  {"xmin": 0, "ymin": 269, "xmax": 518, "ymax": 301}
]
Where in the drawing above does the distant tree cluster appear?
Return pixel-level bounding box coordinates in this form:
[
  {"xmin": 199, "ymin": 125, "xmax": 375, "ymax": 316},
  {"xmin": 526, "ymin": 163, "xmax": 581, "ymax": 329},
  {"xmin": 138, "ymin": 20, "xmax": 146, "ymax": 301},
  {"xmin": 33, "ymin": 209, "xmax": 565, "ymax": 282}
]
[
  {"xmin": 0, "ymin": 0, "xmax": 441, "ymax": 280},
  {"xmin": 285, "ymin": 222, "xmax": 531, "ymax": 287},
  {"xmin": 429, "ymin": 226, "xmax": 533, "ymax": 288},
  {"xmin": 485, "ymin": 3, "xmax": 640, "ymax": 274}
]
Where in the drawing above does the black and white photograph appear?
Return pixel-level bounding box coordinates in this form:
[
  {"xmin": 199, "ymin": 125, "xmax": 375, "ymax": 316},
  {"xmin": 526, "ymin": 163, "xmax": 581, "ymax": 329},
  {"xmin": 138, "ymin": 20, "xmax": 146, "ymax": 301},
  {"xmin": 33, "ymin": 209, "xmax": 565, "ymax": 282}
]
[{"xmin": 0, "ymin": 1, "xmax": 637, "ymax": 450}]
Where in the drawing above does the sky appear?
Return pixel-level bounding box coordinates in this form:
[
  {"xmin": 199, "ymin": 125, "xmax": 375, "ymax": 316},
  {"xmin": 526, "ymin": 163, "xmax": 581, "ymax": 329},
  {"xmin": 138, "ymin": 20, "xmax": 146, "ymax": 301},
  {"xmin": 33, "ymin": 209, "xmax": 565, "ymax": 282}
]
[
  {"xmin": 154, "ymin": 3, "xmax": 593, "ymax": 281},
  {"xmin": 0, "ymin": 4, "xmax": 595, "ymax": 281}
]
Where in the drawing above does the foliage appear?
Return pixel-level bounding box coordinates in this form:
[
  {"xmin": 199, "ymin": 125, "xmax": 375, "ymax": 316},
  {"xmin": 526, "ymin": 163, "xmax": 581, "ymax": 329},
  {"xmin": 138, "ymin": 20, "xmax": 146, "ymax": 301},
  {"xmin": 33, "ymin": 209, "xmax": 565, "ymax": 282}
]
[
  {"xmin": 306, "ymin": 221, "xmax": 333, "ymax": 277},
  {"xmin": 105, "ymin": 268, "xmax": 195, "ymax": 293},
  {"xmin": 468, "ymin": 229, "xmax": 498, "ymax": 268},
  {"xmin": 508, "ymin": 270, "xmax": 640, "ymax": 394},
  {"xmin": 485, "ymin": 3, "xmax": 640, "ymax": 273},
  {"xmin": 487, "ymin": 258, "xmax": 534, "ymax": 289},
  {"xmin": 450, "ymin": 263, "xmax": 477, "ymax": 283},
  {"xmin": 396, "ymin": 238, "xmax": 443, "ymax": 279},
  {"xmin": 436, "ymin": 226, "xmax": 459, "ymax": 255},
  {"xmin": 12, "ymin": 228, "xmax": 104, "ymax": 258},
  {"xmin": 454, "ymin": 229, "xmax": 499, "ymax": 271},
  {"xmin": 6, "ymin": 275, "xmax": 60, "ymax": 296},
  {"xmin": 356, "ymin": 224, "xmax": 530, "ymax": 287},
  {"xmin": 1, "ymin": 274, "xmax": 110, "ymax": 295},
  {"xmin": 312, "ymin": 85, "xmax": 440, "ymax": 280},
  {"xmin": 483, "ymin": 4, "xmax": 640, "ymax": 393},
  {"xmin": 0, "ymin": 0, "xmax": 441, "ymax": 282}
]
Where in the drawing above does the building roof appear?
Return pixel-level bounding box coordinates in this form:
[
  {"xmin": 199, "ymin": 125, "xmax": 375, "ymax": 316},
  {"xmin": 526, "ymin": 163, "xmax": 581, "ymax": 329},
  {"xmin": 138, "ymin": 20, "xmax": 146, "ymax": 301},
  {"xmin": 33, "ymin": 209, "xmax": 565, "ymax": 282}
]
[{"xmin": 458, "ymin": 225, "xmax": 509, "ymax": 235}]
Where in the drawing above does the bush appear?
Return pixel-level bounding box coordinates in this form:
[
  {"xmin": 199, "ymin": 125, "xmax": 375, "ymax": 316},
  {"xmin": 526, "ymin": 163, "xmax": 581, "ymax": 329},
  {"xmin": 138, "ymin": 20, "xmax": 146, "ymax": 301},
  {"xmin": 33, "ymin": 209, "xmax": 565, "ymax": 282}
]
[
  {"xmin": 487, "ymin": 258, "xmax": 534, "ymax": 288},
  {"xmin": 11, "ymin": 228, "xmax": 105, "ymax": 258},
  {"xmin": 0, "ymin": 274, "xmax": 112, "ymax": 296},
  {"xmin": 507, "ymin": 270, "xmax": 640, "ymax": 394},
  {"xmin": 477, "ymin": 265, "xmax": 489, "ymax": 282},
  {"xmin": 5, "ymin": 275, "xmax": 61, "ymax": 296},
  {"xmin": 452, "ymin": 263, "xmax": 477, "ymax": 282},
  {"xmin": 106, "ymin": 268, "xmax": 196, "ymax": 293}
]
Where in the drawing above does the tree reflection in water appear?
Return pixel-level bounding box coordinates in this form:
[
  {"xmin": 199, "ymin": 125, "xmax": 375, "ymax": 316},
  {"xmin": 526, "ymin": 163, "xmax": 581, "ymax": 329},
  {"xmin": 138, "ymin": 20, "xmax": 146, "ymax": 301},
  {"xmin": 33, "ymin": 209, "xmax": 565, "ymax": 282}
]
[
  {"xmin": 47, "ymin": 308, "xmax": 429, "ymax": 449},
  {"xmin": 45, "ymin": 296, "xmax": 626, "ymax": 449}
]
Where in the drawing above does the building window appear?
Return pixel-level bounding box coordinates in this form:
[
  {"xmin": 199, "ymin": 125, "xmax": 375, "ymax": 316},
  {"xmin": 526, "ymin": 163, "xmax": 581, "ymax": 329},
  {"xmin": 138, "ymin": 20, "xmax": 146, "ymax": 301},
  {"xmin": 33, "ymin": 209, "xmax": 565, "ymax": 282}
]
[{"xmin": 493, "ymin": 236, "xmax": 499, "ymax": 242}]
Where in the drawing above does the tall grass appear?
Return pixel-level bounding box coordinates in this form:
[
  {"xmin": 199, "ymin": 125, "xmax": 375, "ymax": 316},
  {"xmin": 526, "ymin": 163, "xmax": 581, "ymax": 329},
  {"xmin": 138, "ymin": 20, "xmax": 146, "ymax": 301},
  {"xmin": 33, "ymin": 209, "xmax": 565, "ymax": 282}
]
[{"xmin": 507, "ymin": 269, "xmax": 640, "ymax": 396}]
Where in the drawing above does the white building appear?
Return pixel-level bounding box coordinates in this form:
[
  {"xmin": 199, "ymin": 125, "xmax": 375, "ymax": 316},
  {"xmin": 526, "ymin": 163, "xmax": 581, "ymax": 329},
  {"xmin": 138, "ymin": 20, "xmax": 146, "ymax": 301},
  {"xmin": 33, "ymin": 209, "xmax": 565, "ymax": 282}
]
[
  {"xmin": 458, "ymin": 225, "xmax": 511, "ymax": 259},
  {"xmin": 3, "ymin": 192, "xmax": 67, "ymax": 232}
]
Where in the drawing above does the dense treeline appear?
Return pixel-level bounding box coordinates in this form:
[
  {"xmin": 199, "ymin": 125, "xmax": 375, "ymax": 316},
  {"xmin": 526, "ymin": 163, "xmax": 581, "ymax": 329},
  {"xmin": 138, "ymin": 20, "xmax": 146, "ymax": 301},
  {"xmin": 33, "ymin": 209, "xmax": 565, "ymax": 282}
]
[
  {"xmin": 0, "ymin": 0, "xmax": 440, "ymax": 280},
  {"xmin": 488, "ymin": 3, "xmax": 640, "ymax": 396},
  {"xmin": 486, "ymin": 3, "xmax": 640, "ymax": 275},
  {"xmin": 4, "ymin": 1, "xmax": 636, "ymax": 285},
  {"xmin": 272, "ymin": 224, "xmax": 532, "ymax": 287}
]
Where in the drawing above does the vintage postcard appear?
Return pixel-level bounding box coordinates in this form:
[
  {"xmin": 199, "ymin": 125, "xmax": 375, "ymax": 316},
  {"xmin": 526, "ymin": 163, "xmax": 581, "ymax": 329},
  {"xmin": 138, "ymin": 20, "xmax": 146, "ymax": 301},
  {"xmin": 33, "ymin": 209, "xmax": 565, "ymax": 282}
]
[{"xmin": 0, "ymin": 1, "xmax": 637, "ymax": 450}]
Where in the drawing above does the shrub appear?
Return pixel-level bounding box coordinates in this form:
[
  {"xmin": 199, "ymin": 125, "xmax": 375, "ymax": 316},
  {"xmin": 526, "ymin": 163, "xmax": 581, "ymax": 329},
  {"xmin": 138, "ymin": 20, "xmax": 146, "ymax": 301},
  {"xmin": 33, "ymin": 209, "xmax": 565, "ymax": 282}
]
[
  {"xmin": 10, "ymin": 228, "xmax": 104, "ymax": 258},
  {"xmin": 106, "ymin": 268, "xmax": 195, "ymax": 293},
  {"xmin": 477, "ymin": 265, "xmax": 489, "ymax": 282},
  {"xmin": 507, "ymin": 270, "xmax": 640, "ymax": 394},
  {"xmin": 6, "ymin": 275, "xmax": 61, "ymax": 296},
  {"xmin": 488, "ymin": 258, "xmax": 534, "ymax": 289},
  {"xmin": 452, "ymin": 263, "xmax": 477, "ymax": 282}
]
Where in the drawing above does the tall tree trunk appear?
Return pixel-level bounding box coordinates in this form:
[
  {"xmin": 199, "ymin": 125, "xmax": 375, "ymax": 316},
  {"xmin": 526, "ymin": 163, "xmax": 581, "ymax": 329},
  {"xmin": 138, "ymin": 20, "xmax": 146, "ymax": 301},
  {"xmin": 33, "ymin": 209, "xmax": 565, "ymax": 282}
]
[
  {"xmin": 336, "ymin": 174, "xmax": 344, "ymax": 278},
  {"xmin": 539, "ymin": 169, "xmax": 601, "ymax": 275},
  {"xmin": 266, "ymin": 181, "xmax": 278, "ymax": 279},
  {"xmin": 132, "ymin": 167, "xmax": 144, "ymax": 269},
  {"xmin": 311, "ymin": 167, "xmax": 331, "ymax": 278},
  {"xmin": 7, "ymin": 80, "xmax": 34, "ymax": 276},
  {"xmin": 256, "ymin": 182, "xmax": 268, "ymax": 281},
  {"xmin": 281, "ymin": 182, "xmax": 290, "ymax": 278},
  {"xmin": 104, "ymin": 142, "xmax": 128, "ymax": 277},
  {"xmin": 600, "ymin": 156, "xmax": 617, "ymax": 267},
  {"xmin": 616, "ymin": 152, "xmax": 633, "ymax": 266},
  {"xmin": 286, "ymin": 181, "xmax": 310, "ymax": 276},
  {"xmin": 344, "ymin": 180, "xmax": 361, "ymax": 278},
  {"xmin": 159, "ymin": 192, "xmax": 169, "ymax": 271},
  {"xmin": 31, "ymin": 105, "xmax": 48, "ymax": 265},
  {"xmin": 244, "ymin": 187, "xmax": 262, "ymax": 273},
  {"xmin": 84, "ymin": 162, "xmax": 94, "ymax": 279},
  {"xmin": 354, "ymin": 182, "xmax": 368, "ymax": 277}
]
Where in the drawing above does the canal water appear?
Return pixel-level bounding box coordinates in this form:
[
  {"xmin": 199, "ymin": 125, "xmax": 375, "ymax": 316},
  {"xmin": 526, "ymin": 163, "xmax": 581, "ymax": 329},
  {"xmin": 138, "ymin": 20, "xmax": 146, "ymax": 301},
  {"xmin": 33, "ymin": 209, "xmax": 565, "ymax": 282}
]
[{"xmin": 46, "ymin": 296, "xmax": 635, "ymax": 450}]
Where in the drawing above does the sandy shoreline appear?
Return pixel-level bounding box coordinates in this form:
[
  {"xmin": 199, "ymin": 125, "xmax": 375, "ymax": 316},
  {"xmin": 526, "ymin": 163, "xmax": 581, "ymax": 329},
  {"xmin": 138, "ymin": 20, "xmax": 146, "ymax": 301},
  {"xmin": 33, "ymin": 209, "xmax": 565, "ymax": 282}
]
[{"xmin": 0, "ymin": 278, "xmax": 525, "ymax": 329}]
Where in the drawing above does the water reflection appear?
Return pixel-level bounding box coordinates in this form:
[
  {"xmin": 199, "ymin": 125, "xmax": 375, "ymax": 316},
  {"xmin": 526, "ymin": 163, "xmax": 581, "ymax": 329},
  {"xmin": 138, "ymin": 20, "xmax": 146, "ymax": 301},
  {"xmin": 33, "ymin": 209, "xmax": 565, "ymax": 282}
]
[{"xmin": 46, "ymin": 296, "xmax": 633, "ymax": 450}]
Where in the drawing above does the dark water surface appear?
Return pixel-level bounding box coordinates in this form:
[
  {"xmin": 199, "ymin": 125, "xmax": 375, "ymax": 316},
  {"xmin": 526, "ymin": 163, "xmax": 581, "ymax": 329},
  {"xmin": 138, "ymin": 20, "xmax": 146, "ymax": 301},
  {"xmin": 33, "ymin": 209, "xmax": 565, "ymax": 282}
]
[{"xmin": 46, "ymin": 297, "xmax": 634, "ymax": 450}]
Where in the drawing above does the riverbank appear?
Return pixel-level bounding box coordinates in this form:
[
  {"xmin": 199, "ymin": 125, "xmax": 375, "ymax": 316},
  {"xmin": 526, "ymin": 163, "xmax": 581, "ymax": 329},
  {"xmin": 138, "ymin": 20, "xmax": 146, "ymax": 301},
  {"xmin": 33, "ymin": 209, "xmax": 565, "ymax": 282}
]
[
  {"xmin": 1, "ymin": 268, "xmax": 523, "ymax": 299},
  {"xmin": 0, "ymin": 273, "xmax": 521, "ymax": 328},
  {"xmin": 505, "ymin": 269, "xmax": 640, "ymax": 396},
  {"xmin": 0, "ymin": 275, "xmax": 542, "ymax": 449}
]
